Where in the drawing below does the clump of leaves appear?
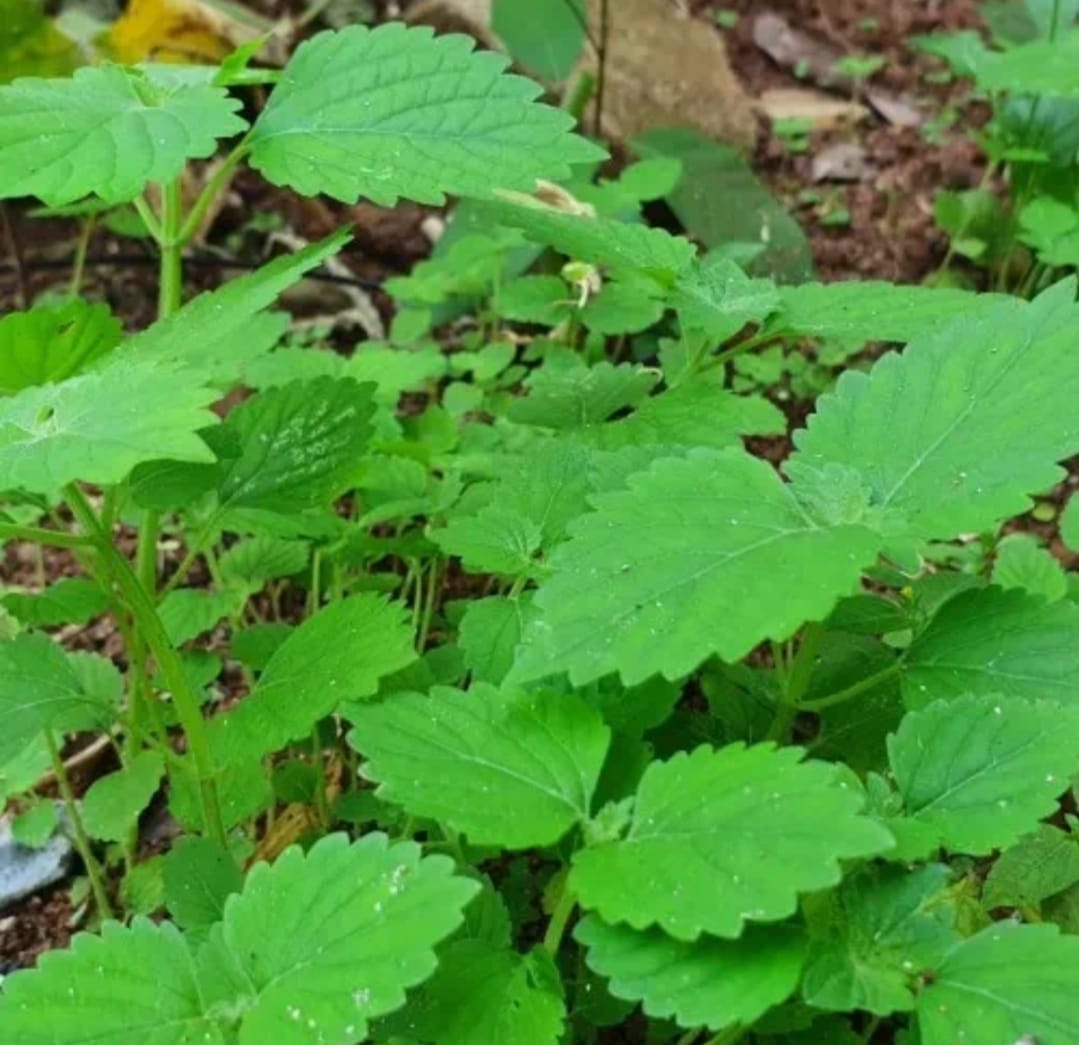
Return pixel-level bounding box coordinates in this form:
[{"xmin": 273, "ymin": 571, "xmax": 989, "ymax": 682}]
[{"xmin": 1, "ymin": 10, "xmax": 1079, "ymax": 1045}]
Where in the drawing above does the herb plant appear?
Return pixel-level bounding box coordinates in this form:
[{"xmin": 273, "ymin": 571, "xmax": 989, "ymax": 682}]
[{"xmin": 2, "ymin": 11, "xmax": 1079, "ymax": 1045}]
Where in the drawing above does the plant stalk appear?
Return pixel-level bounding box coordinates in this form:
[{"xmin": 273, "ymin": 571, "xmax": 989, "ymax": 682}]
[
  {"xmin": 766, "ymin": 621, "xmax": 824, "ymax": 742},
  {"xmin": 45, "ymin": 729, "xmax": 114, "ymax": 919},
  {"xmin": 69, "ymin": 214, "xmax": 96, "ymax": 298},
  {"xmin": 799, "ymin": 660, "xmax": 901, "ymax": 713},
  {"xmin": 157, "ymin": 179, "xmax": 184, "ymax": 317},
  {"xmin": 543, "ymin": 883, "xmax": 577, "ymax": 955},
  {"xmin": 0, "ymin": 521, "xmax": 93, "ymax": 549},
  {"xmin": 65, "ymin": 485, "xmax": 226, "ymax": 845}
]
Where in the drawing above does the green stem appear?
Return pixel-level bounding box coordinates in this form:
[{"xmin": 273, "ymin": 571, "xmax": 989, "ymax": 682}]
[
  {"xmin": 766, "ymin": 622, "xmax": 824, "ymax": 743},
  {"xmin": 176, "ymin": 141, "xmax": 250, "ymax": 245},
  {"xmin": 799, "ymin": 660, "xmax": 902, "ymax": 713},
  {"xmin": 161, "ymin": 517, "xmax": 220, "ymax": 597},
  {"xmin": 0, "ymin": 522, "xmax": 92, "ymax": 549},
  {"xmin": 45, "ymin": 729, "xmax": 114, "ymax": 919},
  {"xmin": 417, "ymin": 557, "xmax": 441, "ymax": 651},
  {"xmin": 65, "ymin": 485, "xmax": 226, "ymax": 845},
  {"xmin": 136, "ymin": 510, "xmax": 159, "ymax": 594},
  {"xmin": 132, "ymin": 195, "xmax": 163, "ymax": 242},
  {"xmin": 69, "ymin": 214, "xmax": 96, "ymax": 298},
  {"xmin": 158, "ymin": 179, "xmax": 184, "ymax": 318},
  {"xmin": 543, "ymin": 883, "xmax": 577, "ymax": 955}
]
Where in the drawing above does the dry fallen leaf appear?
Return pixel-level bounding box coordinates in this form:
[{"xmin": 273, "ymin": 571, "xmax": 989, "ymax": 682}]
[
  {"xmin": 107, "ymin": 0, "xmax": 260, "ymax": 65},
  {"xmin": 757, "ymin": 87, "xmax": 868, "ymax": 130}
]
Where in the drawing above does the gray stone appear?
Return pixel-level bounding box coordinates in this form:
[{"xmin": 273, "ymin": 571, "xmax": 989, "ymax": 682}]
[{"xmin": 0, "ymin": 809, "xmax": 72, "ymax": 911}]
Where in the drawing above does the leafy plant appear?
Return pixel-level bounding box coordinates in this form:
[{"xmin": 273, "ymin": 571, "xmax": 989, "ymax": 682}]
[{"xmin": 2, "ymin": 9, "xmax": 1079, "ymax": 1045}]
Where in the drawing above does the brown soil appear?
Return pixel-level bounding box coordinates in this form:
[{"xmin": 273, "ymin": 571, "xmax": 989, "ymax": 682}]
[{"xmin": 696, "ymin": 0, "xmax": 989, "ymax": 283}]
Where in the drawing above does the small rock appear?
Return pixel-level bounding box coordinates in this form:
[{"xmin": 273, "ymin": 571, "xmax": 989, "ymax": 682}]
[
  {"xmin": 0, "ymin": 809, "xmax": 72, "ymax": 911},
  {"xmin": 757, "ymin": 87, "xmax": 868, "ymax": 130},
  {"xmin": 811, "ymin": 142, "xmax": 870, "ymax": 183},
  {"xmin": 411, "ymin": 0, "xmax": 757, "ymax": 147},
  {"xmin": 578, "ymin": 0, "xmax": 756, "ymax": 145}
]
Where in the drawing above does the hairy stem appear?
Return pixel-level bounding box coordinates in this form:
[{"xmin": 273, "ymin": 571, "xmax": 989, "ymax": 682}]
[
  {"xmin": 177, "ymin": 141, "xmax": 250, "ymax": 245},
  {"xmin": 45, "ymin": 729, "xmax": 114, "ymax": 919},
  {"xmin": 0, "ymin": 521, "xmax": 92, "ymax": 549},
  {"xmin": 65, "ymin": 485, "xmax": 226, "ymax": 845},
  {"xmin": 158, "ymin": 179, "xmax": 184, "ymax": 317}
]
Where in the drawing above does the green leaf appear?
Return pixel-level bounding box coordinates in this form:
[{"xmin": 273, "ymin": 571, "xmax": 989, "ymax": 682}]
[
  {"xmin": 458, "ymin": 595, "xmax": 535, "ymax": 685},
  {"xmin": 170, "ymin": 756, "xmax": 272, "ymax": 834},
  {"xmin": 0, "ymin": 918, "xmax": 211, "ymax": 1044},
  {"xmin": 0, "ymin": 633, "xmax": 114, "ymax": 764},
  {"xmin": 0, "ymin": 299, "xmax": 122, "ymax": 394},
  {"xmin": 348, "ymin": 683, "xmax": 610, "ymax": 849},
  {"xmin": 580, "ymin": 277, "xmax": 666, "ymax": 335},
  {"xmin": 577, "ymin": 918, "xmax": 805, "ymax": 1032},
  {"xmin": 166, "ymin": 380, "xmax": 371, "ymax": 518},
  {"xmin": 248, "ymin": 23, "xmax": 602, "ymax": 205},
  {"xmin": 0, "ymin": 64, "xmax": 246, "ymax": 205},
  {"xmin": 885, "ymin": 695, "xmax": 1079, "ymax": 859},
  {"xmin": 788, "ymin": 282, "xmax": 1079, "ymax": 540},
  {"xmin": 0, "ymin": 834, "xmax": 479, "ymax": 1044},
  {"xmin": 12, "ymin": 799, "xmax": 56, "ymax": 848},
  {"xmin": 507, "ymin": 361, "xmax": 658, "ymax": 429},
  {"xmin": 163, "ymin": 836, "xmax": 243, "ymax": 937},
  {"xmin": 0, "ymin": 735, "xmax": 49, "ymax": 806},
  {"xmin": 808, "ymin": 633, "xmax": 903, "ymax": 775},
  {"xmin": 673, "ymin": 257, "xmax": 780, "ymax": 342},
  {"xmin": 433, "ymin": 440, "xmax": 594, "ymax": 576},
  {"xmin": 771, "ymin": 282, "xmax": 1004, "ymax": 344},
  {"xmin": 513, "ymin": 448, "xmax": 881, "ymax": 686},
  {"xmin": 1, "ymin": 578, "xmax": 109, "ymax": 627},
  {"xmin": 207, "ymin": 377, "xmax": 375, "ymax": 513},
  {"xmin": 579, "ymin": 381, "xmax": 785, "ymax": 452},
  {"xmin": 123, "ymin": 231, "xmax": 351, "ymax": 381},
  {"xmin": 207, "ymin": 594, "xmax": 415, "ymax": 769},
  {"xmin": 903, "ymin": 586, "xmax": 1079, "ymax": 709},
  {"xmin": 218, "ymin": 537, "xmax": 309, "ymax": 590},
  {"xmin": 345, "ymin": 344, "xmax": 447, "ymax": 404},
  {"xmin": 632, "ymin": 127, "xmax": 812, "ymax": 283},
  {"xmin": 81, "ymin": 751, "xmax": 164, "ymax": 842},
  {"xmin": 480, "ymin": 195, "xmax": 696, "ymax": 284},
  {"xmin": 917, "ymin": 923, "xmax": 1079, "ymax": 1045},
  {"xmin": 385, "ymin": 940, "xmax": 565, "ymax": 1044},
  {"xmin": 0, "ymin": 0, "xmax": 79, "ymax": 85},
  {"xmin": 975, "ymin": 31, "xmax": 1079, "ymax": 95},
  {"xmin": 991, "ymin": 532, "xmax": 1068, "ymax": 602},
  {"xmin": 432, "ymin": 505, "xmax": 542, "ymax": 576},
  {"xmin": 495, "ymin": 275, "xmax": 572, "ymax": 325},
  {"xmin": 0, "ymin": 357, "xmax": 219, "ymax": 494},
  {"xmin": 158, "ymin": 587, "xmax": 245, "ymax": 646},
  {"xmin": 230, "ymin": 622, "xmax": 292, "ymax": 672},
  {"xmin": 569, "ymin": 744, "xmax": 891, "ymax": 940},
  {"xmin": 492, "ymin": 0, "xmax": 585, "ymax": 81},
  {"xmin": 1061, "ymin": 496, "xmax": 1079, "ymax": 551},
  {"xmin": 983, "ymin": 825, "xmax": 1079, "ymax": 910},
  {"xmin": 802, "ymin": 865, "xmax": 958, "ymax": 1016},
  {"xmin": 1020, "ymin": 196, "xmax": 1079, "ymax": 268},
  {"xmin": 197, "ymin": 833, "xmax": 479, "ymax": 1043},
  {"xmin": 120, "ymin": 857, "xmax": 166, "ymax": 917}
]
